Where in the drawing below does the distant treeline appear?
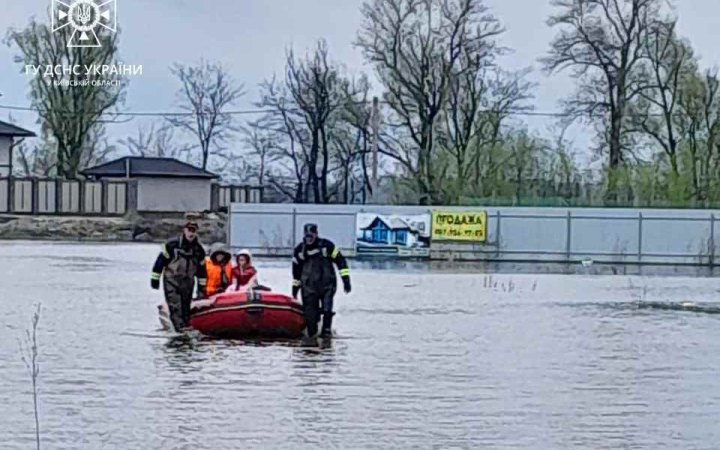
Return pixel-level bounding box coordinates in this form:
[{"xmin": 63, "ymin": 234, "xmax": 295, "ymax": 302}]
[{"xmin": 7, "ymin": 0, "xmax": 720, "ymax": 207}]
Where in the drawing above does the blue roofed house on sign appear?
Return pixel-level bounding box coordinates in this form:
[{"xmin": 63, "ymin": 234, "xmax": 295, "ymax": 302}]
[{"xmin": 355, "ymin": 212, "xmax": 431, "ymax": 258}]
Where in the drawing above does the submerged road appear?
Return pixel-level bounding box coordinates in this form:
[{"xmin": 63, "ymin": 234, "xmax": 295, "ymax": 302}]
[{"xmin": 2, "ymin": 241, "xmax": 720, "ymax": 449}]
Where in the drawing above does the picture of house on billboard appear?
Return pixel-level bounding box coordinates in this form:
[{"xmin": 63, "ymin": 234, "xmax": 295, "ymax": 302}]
[{"xmin": 355, "ymin": 213, "xmax": 431, "ymax": 257}]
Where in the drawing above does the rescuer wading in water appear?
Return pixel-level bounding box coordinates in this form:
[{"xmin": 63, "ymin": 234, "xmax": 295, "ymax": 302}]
[
  {"xmin": 151, "ymin": 221, "xmax": 207, "ymax": 331},
  {"xmin": 292, "ymin": 223, "xmax": 351, "ymax": 338}
]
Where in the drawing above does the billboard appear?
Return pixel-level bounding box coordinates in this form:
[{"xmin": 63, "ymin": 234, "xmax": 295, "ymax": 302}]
[
  {"xmin": 355, "ymin": 212, "xmax": 431, "ymax": 257},
  {"xmin": 431, "ymin": 210, "xmax": 488, "ymax": 242}
]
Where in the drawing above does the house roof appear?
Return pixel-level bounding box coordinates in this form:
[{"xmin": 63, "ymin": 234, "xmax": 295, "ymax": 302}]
[
  {"xmin": 388, "ymin": 217, "xmax": 412, "ymax": 230},
  {"xmin": 361, "ymin": 215, "xmax": 415, "ymax": 232},
  {"xmin": 81, "ymin": 156, "xmax": 218, "ymax": 179},
  {"xmin": 0, "ymin": 120, "xmax": 36, "ymax": 138}
]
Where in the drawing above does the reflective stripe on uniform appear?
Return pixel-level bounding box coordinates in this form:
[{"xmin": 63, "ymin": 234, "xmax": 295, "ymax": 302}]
[
  {"xmin": 292, "ymin": 257, "xmax": 299, "ymax": 264},
  {"xmin": 198, "ymin": 278, "xmax": 207, "ymax": 286},
  {"xmin": 292, "ymin": 279, "xmax": 301, "ymax": 287},
  {"xmin": 162, "ymin": 244, "xmax": 170, "ymax": 259},
  {"xmin": 151, "ymin": 272, "xmax": 161, "ymax": 280},
  {"xmin": 339, "ymin": 268, "xmax": 350, "ymax": 277},
  {"xmin": 331, "ymin": 247, "xmax": 339, "ymax": 259}
]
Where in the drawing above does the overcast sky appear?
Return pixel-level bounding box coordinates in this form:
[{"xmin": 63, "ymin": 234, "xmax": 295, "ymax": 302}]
[{"xmin": 1, "ymin": 0, "xmax": 719, "ymax": 166}]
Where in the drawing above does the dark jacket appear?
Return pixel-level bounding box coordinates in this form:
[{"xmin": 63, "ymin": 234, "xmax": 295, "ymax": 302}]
[
  {"xmin": 292, "ymin": 237, "xmax": 350, "ymax": 297},
  {"xmin": 151, "ymin": 235, "xmax": 207, "ymax": 288}
]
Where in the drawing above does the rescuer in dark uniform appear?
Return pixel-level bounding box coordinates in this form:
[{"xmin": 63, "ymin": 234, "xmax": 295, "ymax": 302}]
[
  {"xmin": 292, "ymin": 223, "xmax": 351, "ymax": 338},
  {"xmin": 151, "ymin": 221, "xmax": 207, "ymax": 331}
]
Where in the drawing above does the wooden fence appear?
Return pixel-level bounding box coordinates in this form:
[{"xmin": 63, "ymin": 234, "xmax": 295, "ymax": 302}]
[{"xmin": 0, "ymin": 178, "xmax": 264, "ymax": 216}]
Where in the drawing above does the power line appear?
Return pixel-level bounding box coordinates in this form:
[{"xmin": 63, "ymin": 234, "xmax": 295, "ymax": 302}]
[
  {"xmin": 0, "ymin": 102, "xmax": 583, "ymax": 118},
  {"xmin": 0, "ymin": 102, "xmax": 672, "ymax": 119},
  {"xmin": 0, "ymin": 104, "xmax": 275, "ymax": 117}
]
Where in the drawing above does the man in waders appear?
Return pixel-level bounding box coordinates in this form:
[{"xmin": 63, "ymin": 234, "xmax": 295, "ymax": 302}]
[
  {"xmin": 151, "ymin": 221, "xmax": 207, "ymax": 331},
  {"xmin": 291, "ymin": 223, "xmax": 351, "ymax": 338}
]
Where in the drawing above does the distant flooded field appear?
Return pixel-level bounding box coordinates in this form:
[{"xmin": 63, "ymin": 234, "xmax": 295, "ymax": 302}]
[{"xmin": 2, "ymin": 241, "xmax": 720, "ymax": 449}]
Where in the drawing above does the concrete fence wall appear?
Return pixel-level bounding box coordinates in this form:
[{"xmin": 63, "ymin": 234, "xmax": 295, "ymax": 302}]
[
  {"xmin": 214, "ymin": 185, "xmax": 264, "ymax": 209},
  {"xmin": 0, "ymin": 178, "xmax": 128, "ymax": 215},
  {"xmin": 1, "ymin": 177, "xmax": 264, "ymax": 216},
  {"xmin": 229, "ymin": 203, "xmax": 720, "ymax": 266}
]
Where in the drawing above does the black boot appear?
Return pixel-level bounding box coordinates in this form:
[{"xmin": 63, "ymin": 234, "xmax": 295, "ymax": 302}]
[
  {"xmin": 305, "ymin": 321, "xmax": 318, "ymax": 338},
  {"xmin": 320, "ymin": 313, "xmax": 334, "ymax": 338}
]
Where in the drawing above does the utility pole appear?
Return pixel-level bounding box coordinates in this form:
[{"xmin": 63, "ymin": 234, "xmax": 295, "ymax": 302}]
[{"xmin": 371, "ymin": 96, "xmax": 379, "ymax": 203}]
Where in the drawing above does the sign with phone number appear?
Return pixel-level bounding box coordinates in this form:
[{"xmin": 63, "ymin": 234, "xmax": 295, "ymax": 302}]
[{"xmin": 431, "ymin": 211, "xmax": 487, "ymax": 242}]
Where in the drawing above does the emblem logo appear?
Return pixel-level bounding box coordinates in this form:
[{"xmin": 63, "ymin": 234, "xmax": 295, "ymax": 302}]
[{"xmin": 51, "ymin": 0, "xmax": 117, "ymax": 48}]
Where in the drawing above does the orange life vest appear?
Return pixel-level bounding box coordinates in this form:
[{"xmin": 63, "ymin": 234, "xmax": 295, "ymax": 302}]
[{"xmin": 204, "ymin": 258, "xmax": 233, "ymax": 296}]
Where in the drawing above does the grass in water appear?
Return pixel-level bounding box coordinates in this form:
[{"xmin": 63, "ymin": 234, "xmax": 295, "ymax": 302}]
[{"xmin": 19, "ymin": 303, "xmax": 41, "ymax": 450}]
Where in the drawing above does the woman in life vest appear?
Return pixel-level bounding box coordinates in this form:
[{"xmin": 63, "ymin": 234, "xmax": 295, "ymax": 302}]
[
  {"xmin": 232, "ymin": 249, "xmax": 259, "ymax": 291},
  {"xmin": 204, "ymin": 243, "xmax": 233, "ymax": 297}
]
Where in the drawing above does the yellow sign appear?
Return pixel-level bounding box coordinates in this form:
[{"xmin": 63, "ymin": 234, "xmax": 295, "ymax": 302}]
[{"xmin": 431, "ymin": 211, "xmax": 487, "ymax": 242}]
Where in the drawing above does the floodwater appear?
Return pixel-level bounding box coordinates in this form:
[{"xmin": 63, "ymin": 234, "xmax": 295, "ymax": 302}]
[{"xmin": 2, "ymin": 241, "xmax": 720, "ymax": 449}]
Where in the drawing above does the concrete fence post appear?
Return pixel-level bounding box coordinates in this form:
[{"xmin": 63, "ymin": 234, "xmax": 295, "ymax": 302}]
[
  {"xmin": 0, "ymin": 177, "xmax": 8, "ymax": 213},
  {"xmin": 101, "ymin": 180, "xmax": 109, "ymax": 215},
  {"xmin": 638, "ymin": 212, "xmax": 643, "ymax": 262},
  {"xmin": 495, "ymin": 210, "xmax": 502, "ymax": 259},
  {"xmin": 710, "ymin": 213, "xmax": 715, "ymax": 267},
  {"xmin": 126, "ymin": 179, "xmax": 138, "ymax": 215},
  {"xmin": 55, "ymin": 179, "xmax": 62, "ymax": 214},
  {"xmin": 292, "ymin": 208, "xmax": 297, "ymax": 249},
  {"xmin": 226, "ymin": 204, "xmax": 232, "ymax": 248},
  {"xmin": 31, "ymin": 178, "xmax": 38, "ymax": 214},
  {"xmin": 566, "ymin": 210, "xmax": 572, "ymax": 261},
  {"xmin": 210, "ymin": 183, "xmax": 220, "ymax": 211},
  {"xmin": 78, "ymin": 180, "xmax": 86, "ymax": 215},
  {"xmin": 8, "ymin": 177, "xmax": 15, "ymax": 213}
]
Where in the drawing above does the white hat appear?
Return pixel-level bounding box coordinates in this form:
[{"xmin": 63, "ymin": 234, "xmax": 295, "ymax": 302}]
[{"xmin": 236, "ymin": 249, "xmax": 252, "ymax": 258}]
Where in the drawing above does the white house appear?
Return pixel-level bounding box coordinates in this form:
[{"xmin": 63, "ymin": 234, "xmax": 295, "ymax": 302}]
[
  {"xmin": 81, "ymin": 156, "xmax": 219, "ymax": 212},
  {"xmin": 0, "ymin": 120, "xmax": 36, "ymax": 177}
]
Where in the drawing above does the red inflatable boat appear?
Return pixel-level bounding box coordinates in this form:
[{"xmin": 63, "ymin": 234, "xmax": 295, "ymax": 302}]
[{"xmin": 189, "ymin": 289, "xmax": 306, "ymax": 339}]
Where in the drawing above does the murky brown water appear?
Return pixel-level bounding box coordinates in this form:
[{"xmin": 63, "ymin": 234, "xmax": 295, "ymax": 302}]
[{"xmin": 2, "ymin": 241, "xmax": 720, "ymax": 449}]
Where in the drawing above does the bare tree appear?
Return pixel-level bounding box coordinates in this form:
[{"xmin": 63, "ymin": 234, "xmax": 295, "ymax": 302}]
[
  {"xmin": 441, "ymin": 64, "xmax": 535, "ymax": 202},
  {"xmin": 254, "ymin": 42, "xmax": 370, "ymax": 204},
  {"xmin": 357, "ymin": 0, "xmax": 504, "ymax": 205},
  {"xmin": 6, "ymin": 17, "xmax": 125, "ymax": 178},
  {"xmin": 542, "ymin": 0, "xmax": 669, "ymax": 199},
  {"xmin": 506, "ymin": 130, "xmax": 544, "ymax": 204},
  {"xmin": 677, "ymin": 70, "xmax": 720, "ymax": 203},
  {"xmin": 80, "ymin": 125, "xmax": 115, "ymax": 170},
  {"xmin": 256, "ymin": 77, "xmax": 310, "ymax": 202},
  {"xmin": 14, "ymin": 141, "xmax": 54, "ymax": 177},
  {"xmin": 628, "ymin": 21, "xmax": 695, "ymax": 177},
  {"xmin": 284, "ymin": 40, "xmax": 353, "ymax": 203},
  {"xmin": 168, "ymin": 60, "xmax": 244, "ymax": 170},
  {"xmin": 241, "ymin": 119, "xmax": 283, "ymax": 186},
  {"xmin": 547, "ymin": 121, "xmax": 581, "ymax": 199},
  {"xmin": 120, "ymin": 122, "xmax": 193, "ymax": 159},
  {"xmin": 331, "ymin": 75, "xmax": 374, "ymax": 204}
]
